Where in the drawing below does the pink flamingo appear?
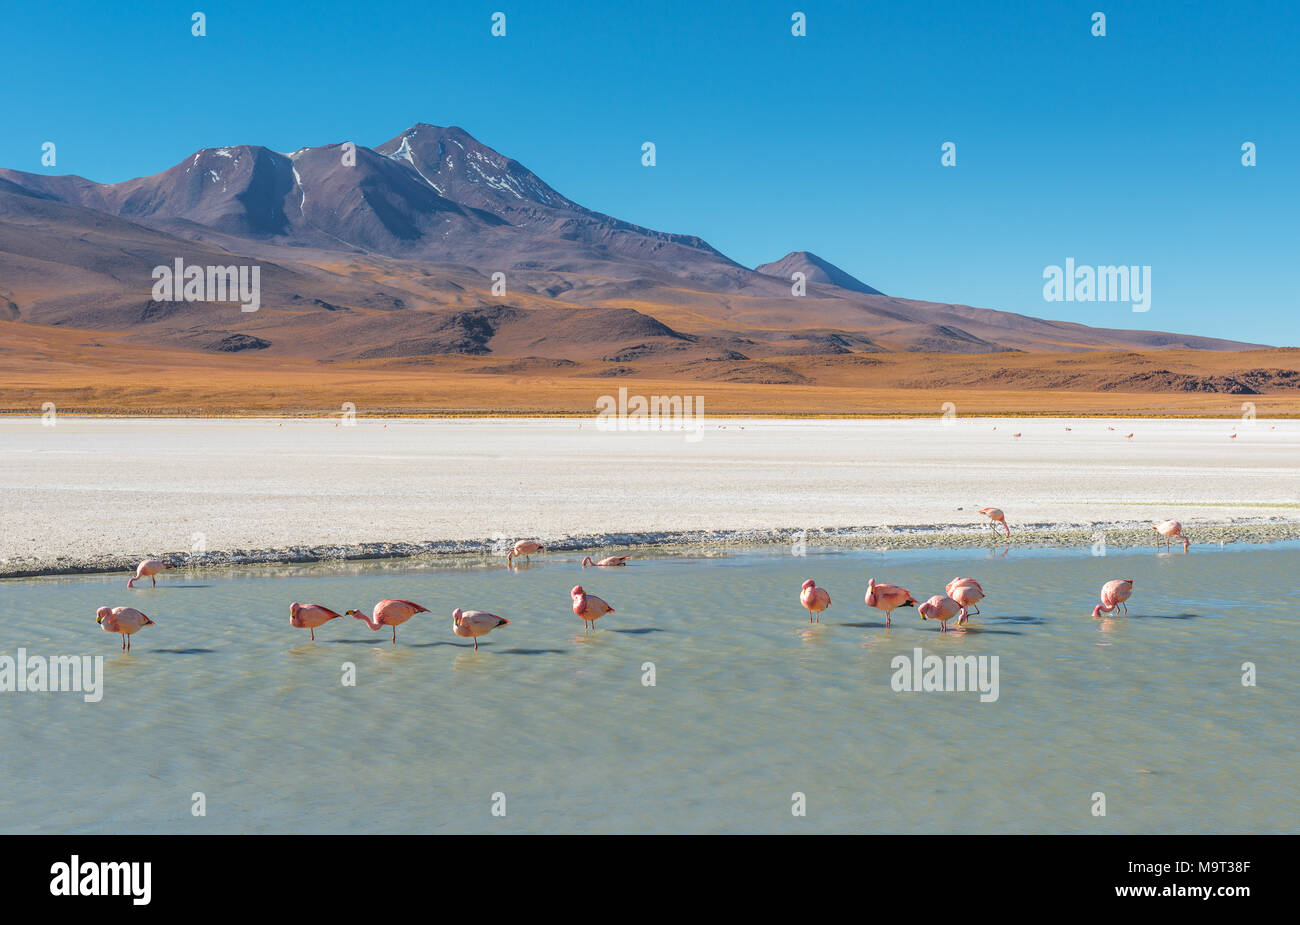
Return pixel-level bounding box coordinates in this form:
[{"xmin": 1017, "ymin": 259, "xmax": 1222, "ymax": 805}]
[
  {"xmin": 979, "ymin": 507, "xmax": 1010, "ymax": 537},
  {"xmin": 289, "ymin": 602, "xmax": 343, "ymax": 641},
  {"xmin": 507, "ymin": 540, "xmax": 545, "ymax": 566},
  {"xmin": 864, "ymin": 578, "xmax": 916, "ymax": 626},
  {"xmin": 452, "ymin": 608, "xmax": 509, "ymax": 650},
  {"xmin": 571, "ymin": 585, "xmax": 614, "ymax": 633},
  {"xmin": 128, "ymin": 558, "xmax": 174, "ymax": 588},
  {"xmin": 1092, "ymin": 579, "xmax": 1134, "ymax": 617},
  {"xmin": 799, "ymin": 579, "xmax": 831, "ymax": 622},
  {"xmin": 96, "ymin": 606, "xmax": 155, "ymax": 650},
  {"xmin": 582, "ymin": 555, "xmax": 631, "ymax": 568},
  {"xmin": 346, "ymin": 599, "xmax": 429, "ymax": 645},
  {"xmin": 918, "ymin": 595, "xmax": 964, "ymax": 632},
  {"xmin": 1153, "ymin": 521, "xmax": 1190, "ymax": 552},
  {"xmin": 945, "ymin": 577, "xmax": 985, "ymax": 624}
]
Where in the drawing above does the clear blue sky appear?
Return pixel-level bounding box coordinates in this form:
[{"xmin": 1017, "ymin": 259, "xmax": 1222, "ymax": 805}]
[{"xmin": 3, "ymin": 0, "xmax": 1296, "ymax": 345}]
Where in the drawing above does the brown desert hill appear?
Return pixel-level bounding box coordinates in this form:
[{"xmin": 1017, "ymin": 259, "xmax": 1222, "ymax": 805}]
[
  {"xmin": 0, "ymin": 120, "xmax": 1286, "ymax": 416},
  {"xmin": 755, "ymin": 250, "xmax": 884, "ymax": 295}
]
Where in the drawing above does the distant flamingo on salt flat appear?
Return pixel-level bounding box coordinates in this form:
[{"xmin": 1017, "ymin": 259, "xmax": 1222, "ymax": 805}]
[
  {"xmin": 1153, "ymin": 520, "xmax": 1190, "ymax": 552},
  {"xmin": 453, "ymin": 608, "xmax": 509, "ymax": 650},
  {"xmin": 945, "ymin": 577, "xmax": 985, "ymax": 623},
  {"xmin": 583, "ymin": 555, "xmax": 630, "ymax": 568},
  {"xmin": 799, "ymin": 579, "xmax": 831, "ymax": 622},
  {"xmin": 864, "ymin": 579, "xmax": 915, "ymax": 626},
  {"xmin": 128, "ymin": 559, "xmax": 173, "ymax": 588},
  {"xmin": 918, "ymin": 595, "xmax": 964, "ymax": 632},
  {"xmin": 979, "ymin": 507, "xmax": 1010, "ymax": 538},
  {"xmin": 289, "ymin": 602, "xmax": 343, "ymax": 641},
  {"xmin": 571, "ymin": 585, "xmax": 614, "ymax": 633},
  {"xmin": 96, "ymin": 606, "xmax": 155, "ymax": 650},
  {"xmin": 346, "ymin": 599, "xmax": 429, "ymax": 645},
  {"xmin": 1092, "ymin": 579, "xmax": 1134, "ymax": 617}
]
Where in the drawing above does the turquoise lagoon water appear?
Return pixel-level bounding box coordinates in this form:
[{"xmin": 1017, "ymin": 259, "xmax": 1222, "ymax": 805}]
[{"xmin": 1, "ymin": 542, "xmax": 1296, "ymax": 833}]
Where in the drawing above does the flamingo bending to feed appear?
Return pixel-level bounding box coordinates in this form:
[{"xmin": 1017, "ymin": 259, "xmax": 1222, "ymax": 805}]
[
  {"xmin": 96, "ymin": 606, "xmax": 155, "ymax": 650},
  {"xmin": 945, "ymin": 577, "xmax": 985, "ymax": 624},
  {"xmin": 979, "ymin": 508, "xmax": 1010, "ymax": 537},
  {"xmin": 918, "ymin": 595, "xmax": 965, "ymax": 632},
  {"xmin": 346, "ymin": 599, "xmax": 429, "ymax": 645},
  {"xmin": 289, "ymin": 603, "xmax": 343, "ymax": 641},
  {"xmin": 453, "ymin": 608, "xmax": 509, "ymax": 650},
  {"xmin": 864, "ymin": 578, "xmax": 916, "ymax": 626},
  {"xmin": 1153, "ymin": 520, "xmax": 1190, "ymax": 552},
  {"xmin": 128, "ymin": 558, "xmax": 174, "ymax": 588},
  {"xmin": 1092, "ymin": 579, "xmax": 1134, "ymax": 617},
  {"xmin": 571, "ymin": 585, "xmax": 614, "ymax": 633},
  {"xmin": 799, "ymin": 579, "xmax": 831, "ymax": 622},
  {"xmin": 583, "ymin": 555, "xmax": 631, "ymax": 568},
  {"xmin": 507, "ymin": 540, "xmax": 546, "ymax": 566}
]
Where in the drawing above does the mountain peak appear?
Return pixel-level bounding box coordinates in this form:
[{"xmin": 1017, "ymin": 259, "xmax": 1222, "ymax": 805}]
[{"xmin": 755, "ymin": 250, "xmax": 882, "ymax": 296}]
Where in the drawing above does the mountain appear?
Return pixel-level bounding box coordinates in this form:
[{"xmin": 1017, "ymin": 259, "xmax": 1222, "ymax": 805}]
[
  {"xmin": 755, "ymin": 251, "xmax": 883, "ymax": 295},
  {"xmin": 0, "ymin": 122, "xmax": 1268, "ymax": 369}
]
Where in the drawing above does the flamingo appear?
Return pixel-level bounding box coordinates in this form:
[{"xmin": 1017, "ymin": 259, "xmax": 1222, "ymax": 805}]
[
  {"xmin": 452, "ymin": 608, "xmax": 509, "ymax": 650},
  {"xmin": 799, "ymin": 579, "xmax": 831, "ymax": 622},
  {"xmin": 945, "ymin": 577, "xmax": 985, "ymax": 623},
  {"xmin": 289, "ymin": 602, "xmax": 343, "ymax": 641},
  {"xmin": 1153, "ymin": 520, "xmax": 1190, "ymax": 552},
  {"xmin": 507, "ymin": 541, "xmax": 545, "ymax": 566},
  {"xmin": 864, "ymin": 578, "xmax": 916, "ymax": 626},
  {"xmin": 582, "ymin": 555, "xmax": 631, "ymax": 568},
  {"xmin": 571, "ymin": 585, "xmax": 614, "ymax": 633},
  {"xmin": 96, "ymin": 606, "xmax": 155, "ymax": 650},
  {"xmin": 1092, "ymin": 579, "xmax": 1134, "ymax": 617},
  {"xmin": 128, "ymin": 558, "xmax": 173, "ymax": 588},
  {"xmin": 918, "ymin": 595, "xmax": 964, "ymax": 632},
  {"xmin": 346, "ymin": 599, "xmax": 429, "ymax": 645},
  {"xmin": 979, "ymin": 507, "xmax": 1010, "ymax": 537},
  {"xmin": 1125, "ymin": 433, "xmax": 1134, "ymax": 439}
]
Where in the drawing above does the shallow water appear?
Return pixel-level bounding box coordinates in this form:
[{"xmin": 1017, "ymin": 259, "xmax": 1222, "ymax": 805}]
[{"xmin": 1, "ymin": 542, "xmax": 1297, "ymax": 833}]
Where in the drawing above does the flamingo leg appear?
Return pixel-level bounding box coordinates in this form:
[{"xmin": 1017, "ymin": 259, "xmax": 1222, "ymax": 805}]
[
  {"xmin": 474, "ymin": 637, "xmax": 479, "ymax": 650},
  {"xmin": 311, "ymin": 628, "xmax": 315, "ymax": 641},
  {"xmin": 391, "ymin": 626, "xmax": 397, "ymax": 645},
  {"xmin": 121, "ymin": 635, "xmax": 126, "ymax": 650},
  {"xmin": 152, "ymin": 576, "xmax": 157, "ymax": 587}
]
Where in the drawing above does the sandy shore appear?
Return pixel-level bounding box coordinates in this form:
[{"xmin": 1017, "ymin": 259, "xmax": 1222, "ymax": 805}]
[{"xmin": 1, "ymin": 417, "xmax": 1297, "ymax": 577}]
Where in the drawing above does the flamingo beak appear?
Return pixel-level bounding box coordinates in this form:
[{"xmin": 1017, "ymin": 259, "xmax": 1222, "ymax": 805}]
[{"xmin": 96, "ymin": 615, "xmax": 104, "ymax": 624}]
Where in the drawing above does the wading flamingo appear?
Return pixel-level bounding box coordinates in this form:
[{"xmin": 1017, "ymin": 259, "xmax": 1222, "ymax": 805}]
[
  {"xmin": 979, "ymin": 508, "xmax": 1010, "ymax": 538},
  {"xmin": 799, "ymin": 579, "xmax": 831, "ymax": 622},
  {"xmin": 571, "ymin": 585, "xmax": 614, "ymax": 633},
  {"xmin": 289, "ymin": 602, "xmax": 343, "ymax": 641},
  {"xmin": 1153, "ymin": 521, "xmax": 1190, "ymax": 552},
  {"xmin": 346, "ymin": 599, "xmax": 429, "ymax": 645},
  {"xmin": 507, "ymin": 541, "xmax": 545, "ymax": 566},
  {"xmin": 945, "ymin": 577, "xmax": 985, "ymax": 624},
  {"xmin": 96, "ymin": 606, "xmax": 155, "ymax": 650},
  {"xmin": 583, "ymin": 555, "xmax": 631, "ymax": 568},
  {"xmin": 918, "ymin": 595, "xmax": 964, "ymax": 632},
  {"xmin": 128, "ymin": 559, "xmax": 173, "ymax": 588},
  {"xmin": 1092, "ymin": 579, "xmax": 1134, "ymax": 617},
  {"xmin": 864, "ymin": 578, "xmax": 916, "ymax": 626},
  {"xmin": 452, "ymin": 608, "xmax": 509, "ymax": 650}
]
